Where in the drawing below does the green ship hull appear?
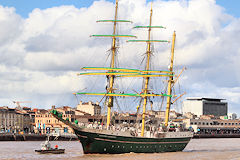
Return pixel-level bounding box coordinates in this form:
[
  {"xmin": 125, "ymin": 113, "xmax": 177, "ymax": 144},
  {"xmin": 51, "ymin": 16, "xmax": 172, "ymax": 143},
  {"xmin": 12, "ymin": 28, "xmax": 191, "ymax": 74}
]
[
  {"xmin": 74, "ymin": 129, "xmax": 191, "ymax": 154},
  {"xmin": 50, "ymin": 110, "xmax": 192, "ymax": 154}
]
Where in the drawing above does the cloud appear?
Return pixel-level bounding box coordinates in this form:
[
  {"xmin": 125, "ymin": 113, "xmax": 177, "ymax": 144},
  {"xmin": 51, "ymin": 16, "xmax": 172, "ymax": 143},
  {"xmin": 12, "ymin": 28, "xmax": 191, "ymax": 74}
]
[
  {"xmin": 0, "ymin": 6, "xmax": 23, "ymax": 45},
  {"xmin": 0, "ymin": 0, "xmax": 240, "ymax": 114}
]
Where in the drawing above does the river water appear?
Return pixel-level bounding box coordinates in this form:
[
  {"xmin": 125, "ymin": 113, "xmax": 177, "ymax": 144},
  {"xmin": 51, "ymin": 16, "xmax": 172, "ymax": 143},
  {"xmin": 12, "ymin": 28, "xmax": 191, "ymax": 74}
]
[{"xmin": 1, "ymin": 138, "xmax": 240, "ymax": 160}]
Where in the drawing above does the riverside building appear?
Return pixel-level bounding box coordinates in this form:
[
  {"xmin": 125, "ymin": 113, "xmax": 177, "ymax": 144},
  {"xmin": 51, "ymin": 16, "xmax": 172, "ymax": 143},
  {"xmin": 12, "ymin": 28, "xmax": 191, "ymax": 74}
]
[
  {"xmin": 76, "ymin": 101, "xmax": 101, "ymax": 116},
  {"xmin": 183, "ymin": 118, "xmax": 240, "ymax": 134},
  {"xmin": 34, "ymin": 106, "xmax": 76, "ymax": 134},
  {"xmin": 182, "ymin": 97, "xmax": 228, "ymax": 117},
  {"xmin": 0, "ymin": 106, "xmax": 33, "ymax": 133}
]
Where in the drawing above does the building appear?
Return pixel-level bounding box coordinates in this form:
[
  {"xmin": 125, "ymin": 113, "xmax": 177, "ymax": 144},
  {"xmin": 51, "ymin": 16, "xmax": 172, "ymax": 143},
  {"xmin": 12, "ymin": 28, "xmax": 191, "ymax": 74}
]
[
  {"xmin": 0, "ymin": 106, "xmax": 33, "ymax": 133},
  {"xmin": 182, "ymin": 97, "xmax": 228, "ymax": 117},
  {"xmin": 183, "ymin": 119, "xmax": 240, "ymax": 134},
  {"xmin": 0, "ymin": 107, "xmax": 16, "ymax": 132},
  {"xmin": 15, "ymin": 110, "xmax": 33, "ymax": 133},
  {"xmin": 34, "ymin": 106, "xmax": 76, "ymax": 134},
  {"xmin": 183, "ymin": 112, "xmax": 197, "ymax": 119},
  {"xmin": 147, "ymin": 110, "xmax": 165, "ymax": 119},
  {"xmin": 76, "ymin": 101, "xmax": 101, "ymax": 116},
  {"xmin": 146, "ymin": 110, "xmax": 182, "ymax": 120}
]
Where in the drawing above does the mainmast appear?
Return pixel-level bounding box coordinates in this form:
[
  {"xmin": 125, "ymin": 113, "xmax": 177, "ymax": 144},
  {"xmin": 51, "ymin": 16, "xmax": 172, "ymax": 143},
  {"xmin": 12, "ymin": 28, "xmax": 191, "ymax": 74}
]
[
  {"xmin": 107, "ymin": 0, "xmax": 119, "ymax": 128},
  {"xmin": 164, "ymin": 31, "xmax": 176, "ymax": 127},
  {"xmin": 127, "ymin": 3, "xmax": 170, "ymax": 137},
  {"xmin": 141, "ymin": 4, "xmax": 153, "ymax": 137}
]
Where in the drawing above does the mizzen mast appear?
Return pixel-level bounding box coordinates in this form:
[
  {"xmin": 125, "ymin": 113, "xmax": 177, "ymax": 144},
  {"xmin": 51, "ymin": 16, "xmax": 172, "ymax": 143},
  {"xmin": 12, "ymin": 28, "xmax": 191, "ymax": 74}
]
[{"xmin": 164, "ymin": 31, "xmax": 176, "ymax": 127}]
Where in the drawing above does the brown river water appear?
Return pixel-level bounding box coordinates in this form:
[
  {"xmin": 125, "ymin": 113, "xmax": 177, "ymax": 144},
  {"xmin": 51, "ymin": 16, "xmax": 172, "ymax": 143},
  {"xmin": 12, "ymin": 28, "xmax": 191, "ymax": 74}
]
[{"xmin": 0, "ymin": 138, "xmax": 240, "ymax": 160}]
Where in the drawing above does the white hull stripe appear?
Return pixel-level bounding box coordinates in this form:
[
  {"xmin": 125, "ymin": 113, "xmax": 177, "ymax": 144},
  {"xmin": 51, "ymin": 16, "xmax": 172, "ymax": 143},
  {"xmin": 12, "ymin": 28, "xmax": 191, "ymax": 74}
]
[
  {"xmin": 94, "ymin": 137, "xmax": 188, "ymax": 144},
  {"xmin": 78, "ymin": 135, "xmax": 87, "ymax": 138},
  {"xmin": 77, "ymin": 134, "xmax": 189, "ymax": 144}
]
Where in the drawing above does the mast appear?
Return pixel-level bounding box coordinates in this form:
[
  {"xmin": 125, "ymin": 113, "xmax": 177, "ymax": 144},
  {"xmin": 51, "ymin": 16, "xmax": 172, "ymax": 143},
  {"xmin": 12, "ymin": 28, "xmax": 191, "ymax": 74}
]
[
  {"xmin": 141, "ymin": 3, "xmax": 153, "ymax": 137},
  {"xmin": 107, "ymin": 0, "xmax": 118, "ymax": 128},
  {"xmin": 76, "ymin": 1, "xmax": 172, "ymax": 133},
  {"xmin": 164, "ymin": 31, "xmax": 176, "ymax": 127},
  {"xmin": 77, "ymin": 0, "xmax": 136, "ymax": 129},
  {"xmin": 126, "ymin": 3, "xmax": 169, "ymax": 137}
]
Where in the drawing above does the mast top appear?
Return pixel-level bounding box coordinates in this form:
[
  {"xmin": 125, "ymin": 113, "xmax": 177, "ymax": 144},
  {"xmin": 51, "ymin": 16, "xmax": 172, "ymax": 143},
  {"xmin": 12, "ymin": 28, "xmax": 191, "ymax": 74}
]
[{"xmin": 151, "ymin": 1, "xmax": 153, "ymax": 12}]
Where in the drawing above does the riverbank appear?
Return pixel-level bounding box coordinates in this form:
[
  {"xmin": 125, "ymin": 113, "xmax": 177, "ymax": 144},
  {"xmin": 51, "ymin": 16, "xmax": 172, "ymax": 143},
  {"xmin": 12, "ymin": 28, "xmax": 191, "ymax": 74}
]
[{"xmin": 0, "ymin": 133, "xmax": 77, "ymax": 141}]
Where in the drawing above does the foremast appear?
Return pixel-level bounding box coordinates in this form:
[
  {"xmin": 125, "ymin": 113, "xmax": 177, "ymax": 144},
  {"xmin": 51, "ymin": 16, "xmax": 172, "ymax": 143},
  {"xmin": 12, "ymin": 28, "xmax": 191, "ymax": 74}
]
[{"xmin": 76, "ymin": 0, "xmax": 136, "ymax": 129}]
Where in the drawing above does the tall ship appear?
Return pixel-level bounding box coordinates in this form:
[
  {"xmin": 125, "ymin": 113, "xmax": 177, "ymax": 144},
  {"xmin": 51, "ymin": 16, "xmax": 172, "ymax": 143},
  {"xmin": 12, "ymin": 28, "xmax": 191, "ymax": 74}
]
[{"xmin": 51, "ymin": 0, "xmax": 193, "ymax": 154}]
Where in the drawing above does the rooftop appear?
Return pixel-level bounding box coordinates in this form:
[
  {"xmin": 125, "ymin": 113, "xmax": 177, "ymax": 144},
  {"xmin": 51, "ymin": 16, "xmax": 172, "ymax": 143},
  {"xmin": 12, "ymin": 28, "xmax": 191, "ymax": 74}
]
[{"xmin": 186, "ymin": 97, "xmax": 226, "ymax": 101}]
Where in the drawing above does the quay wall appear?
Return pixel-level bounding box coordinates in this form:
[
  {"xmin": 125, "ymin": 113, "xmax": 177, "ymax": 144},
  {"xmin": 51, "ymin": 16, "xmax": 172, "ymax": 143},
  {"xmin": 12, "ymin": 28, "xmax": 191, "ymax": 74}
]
[
  {"xmin": 193, "ymin": 133, "xmax": 240, "ymax": 138},
  {"xmin": 0, "ymin": 134, "xmax": 77, "ymax": 141},
  {"xmin": 2, "ymin": 133, "xmax": 240, "ymax": 140}
]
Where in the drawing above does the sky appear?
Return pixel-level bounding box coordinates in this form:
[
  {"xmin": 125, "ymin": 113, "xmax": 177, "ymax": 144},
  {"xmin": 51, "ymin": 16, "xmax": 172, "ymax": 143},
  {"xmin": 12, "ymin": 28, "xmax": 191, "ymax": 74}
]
[
  {"xmin": 0, "ymin": 0, "xmax": 240, "ymax": 115},
  {"xmin": 0, "ymin": 0, "xmax": 239, "ymax": 18}
]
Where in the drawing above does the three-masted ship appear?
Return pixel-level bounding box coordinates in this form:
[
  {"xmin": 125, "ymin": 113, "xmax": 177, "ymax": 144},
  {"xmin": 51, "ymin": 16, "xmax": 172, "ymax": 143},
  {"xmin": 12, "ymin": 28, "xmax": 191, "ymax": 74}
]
[{"xmin": 51, "ymin": 0, "xmax": 193, "ymax": 154}]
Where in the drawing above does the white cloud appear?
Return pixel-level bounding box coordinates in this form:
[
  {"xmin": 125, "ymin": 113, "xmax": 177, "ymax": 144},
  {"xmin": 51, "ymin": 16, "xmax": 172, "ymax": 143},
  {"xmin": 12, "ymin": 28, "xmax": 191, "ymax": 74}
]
[{"xmin": 0, "ymin": 0, "xmax": 240, "ymax": 113}]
